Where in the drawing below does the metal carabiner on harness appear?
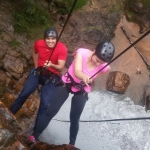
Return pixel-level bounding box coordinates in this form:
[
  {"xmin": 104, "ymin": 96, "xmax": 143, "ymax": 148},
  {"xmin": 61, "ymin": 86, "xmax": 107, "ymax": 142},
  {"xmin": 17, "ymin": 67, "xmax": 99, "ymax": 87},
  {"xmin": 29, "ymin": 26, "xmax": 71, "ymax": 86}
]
[
  {"xmin": 51, "ymin": 78, "xmax": 55, "ymax": 83},
  {"xmin": 33, "ymin": 71, "xmax": 37, "ymax": 75}
]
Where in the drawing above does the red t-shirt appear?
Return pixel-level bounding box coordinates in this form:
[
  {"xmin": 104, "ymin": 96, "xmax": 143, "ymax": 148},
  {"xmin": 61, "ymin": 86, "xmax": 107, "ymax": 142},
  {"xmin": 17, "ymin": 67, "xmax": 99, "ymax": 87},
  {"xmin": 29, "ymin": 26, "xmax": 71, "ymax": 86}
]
[{"xmin": 34, "ymin": 39, "xmax": 67, "ymax": 75}]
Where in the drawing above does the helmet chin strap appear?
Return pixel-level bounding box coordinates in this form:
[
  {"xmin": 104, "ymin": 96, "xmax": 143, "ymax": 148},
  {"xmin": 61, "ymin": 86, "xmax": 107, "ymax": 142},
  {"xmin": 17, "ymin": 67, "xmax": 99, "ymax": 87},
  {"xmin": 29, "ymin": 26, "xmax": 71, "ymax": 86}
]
[{"xmin": 89, "ymin": 29, "xmax": 150, "ymax": 80}]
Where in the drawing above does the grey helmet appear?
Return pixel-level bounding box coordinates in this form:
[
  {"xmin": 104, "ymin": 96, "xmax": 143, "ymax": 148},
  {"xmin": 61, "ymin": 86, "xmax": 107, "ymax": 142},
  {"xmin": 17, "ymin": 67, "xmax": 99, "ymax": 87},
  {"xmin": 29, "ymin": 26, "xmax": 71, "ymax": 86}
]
[
  {"xmin": 44, "ymin": 27, "xmax": 58, "ymax": 39},
  {"xmin": 95, "ymin": 41, "xmax": 115, "ymax": 62}
]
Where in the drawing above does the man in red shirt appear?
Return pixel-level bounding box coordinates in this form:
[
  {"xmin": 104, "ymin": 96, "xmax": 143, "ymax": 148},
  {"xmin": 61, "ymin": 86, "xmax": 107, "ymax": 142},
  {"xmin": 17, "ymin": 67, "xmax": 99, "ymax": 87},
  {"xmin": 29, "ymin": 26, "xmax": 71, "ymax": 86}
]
[{"xmin": 10, "ymin": 27, "xmax": 67, "ymax": 125}]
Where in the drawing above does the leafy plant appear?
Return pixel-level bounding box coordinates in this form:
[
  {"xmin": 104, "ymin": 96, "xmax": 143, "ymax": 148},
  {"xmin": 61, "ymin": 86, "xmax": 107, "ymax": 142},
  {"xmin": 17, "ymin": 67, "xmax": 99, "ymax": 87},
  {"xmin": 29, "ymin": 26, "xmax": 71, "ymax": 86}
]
[
  {"xmin": 122, "ymin": 0, "xmax": 150, "ymax": 33},
  {"xmin": 8, "ymin": 39, "xmax": 21, "ymax": 49},
  {"xmin": 13, "ymin": 0, "xmax": 53, "ymax": 38},
  {"xmin": 126, "ymin": 11, "xmax": 136, "ymax": 22},
  {"xmin": 49, "ymin": 0, "xmax": 87, "ymax": 15},
  {"xmin": 109, "ymin": 5, "xmax": 116, "ymax": 13},
  {"xmin": 123, "ymin": 0, "xmax": 150, "ymax": 13}
]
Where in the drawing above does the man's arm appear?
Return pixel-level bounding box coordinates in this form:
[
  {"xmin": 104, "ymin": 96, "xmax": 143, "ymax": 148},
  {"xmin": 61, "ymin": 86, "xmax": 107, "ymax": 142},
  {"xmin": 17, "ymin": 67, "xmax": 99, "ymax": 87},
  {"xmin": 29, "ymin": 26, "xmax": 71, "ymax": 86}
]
[
  {"xmin": 51, "ymin": 59, "xmax": 66, "ymax": 71},
  {"xmin": 32, "ymin": 49, "xmax": 38, "ymax": 68}
]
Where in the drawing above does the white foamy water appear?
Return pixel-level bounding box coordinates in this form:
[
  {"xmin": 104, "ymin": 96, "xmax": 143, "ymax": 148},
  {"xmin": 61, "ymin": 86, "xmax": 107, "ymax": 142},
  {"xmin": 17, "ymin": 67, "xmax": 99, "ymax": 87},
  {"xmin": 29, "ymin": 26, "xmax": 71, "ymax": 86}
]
[{"xmin": 40, "ymin": 91, "xmax": 150, "ymax": 150}]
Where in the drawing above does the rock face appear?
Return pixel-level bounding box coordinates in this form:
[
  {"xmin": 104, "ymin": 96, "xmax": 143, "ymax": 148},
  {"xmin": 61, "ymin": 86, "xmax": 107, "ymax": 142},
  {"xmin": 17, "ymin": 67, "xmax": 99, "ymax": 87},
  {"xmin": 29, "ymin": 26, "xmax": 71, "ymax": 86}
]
[
  {"xmin": 0, "ymin": 101, "xmax": 23, "ymax": 150},
  {"xmin": 55, "ymin": 0, "xmax": 121, "ymax": 52},
  {"xmin": 17, "ymin": 134, "xmax": 80, "ymax": 150},
  {"xmin": 123, "ymin": 0, "xmax": 150, "ymax": 33},
  {"xmin": 111, "ymin": 17, "xmax": 150, "ymax": 105},
  {"xmin": 31, "ymin": 142, "xmax": 80, "ymax": 150}
]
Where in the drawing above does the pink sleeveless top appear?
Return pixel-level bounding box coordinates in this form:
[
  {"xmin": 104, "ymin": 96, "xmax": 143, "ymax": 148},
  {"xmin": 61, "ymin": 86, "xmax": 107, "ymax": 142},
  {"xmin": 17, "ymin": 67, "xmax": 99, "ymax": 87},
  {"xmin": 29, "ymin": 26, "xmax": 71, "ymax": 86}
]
[{"xmin": 62, "ymin": 48, "xmax": 109, "ymax": 93}]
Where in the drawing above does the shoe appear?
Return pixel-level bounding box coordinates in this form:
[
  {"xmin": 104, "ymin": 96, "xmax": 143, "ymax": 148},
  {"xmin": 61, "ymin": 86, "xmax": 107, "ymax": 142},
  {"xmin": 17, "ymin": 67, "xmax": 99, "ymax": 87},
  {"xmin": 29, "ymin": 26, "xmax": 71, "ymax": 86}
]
[
  {"xmin": 28, "ymin": 135, "xmax": 37, "ymax": 143},
  {"xmin": 17, "ymin": 133, "xmax": 34, "ymax": 148}
]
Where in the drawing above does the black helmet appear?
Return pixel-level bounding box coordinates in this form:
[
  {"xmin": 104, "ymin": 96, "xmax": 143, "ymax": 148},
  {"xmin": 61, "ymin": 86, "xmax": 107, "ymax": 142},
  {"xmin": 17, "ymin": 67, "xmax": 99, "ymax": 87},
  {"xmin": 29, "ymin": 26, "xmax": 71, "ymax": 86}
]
[
  {"xmin": 44, "ymin": 27, "xmax": 58, "ymax": 39},
  {"xmin": 95, "ymin": 41, "xmax": 115, "ymax": 62}
]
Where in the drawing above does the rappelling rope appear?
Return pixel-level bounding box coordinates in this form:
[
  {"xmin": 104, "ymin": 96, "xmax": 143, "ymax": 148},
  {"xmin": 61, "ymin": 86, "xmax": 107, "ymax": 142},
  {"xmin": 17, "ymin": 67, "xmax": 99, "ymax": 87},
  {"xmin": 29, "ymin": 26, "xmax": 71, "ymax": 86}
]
[{"xmin": 52, "ymin": 117, "xmax": 150, "ymax": 123}]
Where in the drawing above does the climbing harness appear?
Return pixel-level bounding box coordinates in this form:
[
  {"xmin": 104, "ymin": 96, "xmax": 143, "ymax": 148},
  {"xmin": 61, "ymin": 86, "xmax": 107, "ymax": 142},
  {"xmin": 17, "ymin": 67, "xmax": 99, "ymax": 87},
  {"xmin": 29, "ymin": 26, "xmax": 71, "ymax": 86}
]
[
  {"xmin": 57, "ymin": 72, "xmax": 88, "ymax": 99},
  {"xmin": 29, "ymin": 67, "xmax": 60, "ymax": 87}
]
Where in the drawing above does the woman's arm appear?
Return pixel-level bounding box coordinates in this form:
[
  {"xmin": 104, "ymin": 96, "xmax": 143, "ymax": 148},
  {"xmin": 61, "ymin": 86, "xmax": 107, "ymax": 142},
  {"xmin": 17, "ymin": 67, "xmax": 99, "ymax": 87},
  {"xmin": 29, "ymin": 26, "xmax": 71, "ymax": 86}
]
[{"xmin": 74, "ymin": 52, "xmax": 91, "ymax": 86}]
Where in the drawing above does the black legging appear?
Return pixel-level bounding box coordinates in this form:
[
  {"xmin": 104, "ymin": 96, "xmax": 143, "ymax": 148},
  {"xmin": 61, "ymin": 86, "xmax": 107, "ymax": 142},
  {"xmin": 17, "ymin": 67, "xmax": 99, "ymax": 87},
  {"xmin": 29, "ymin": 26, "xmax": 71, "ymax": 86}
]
[{"xmin": 33, "ymin": 86, "xmax": 87, "ymax": 145}]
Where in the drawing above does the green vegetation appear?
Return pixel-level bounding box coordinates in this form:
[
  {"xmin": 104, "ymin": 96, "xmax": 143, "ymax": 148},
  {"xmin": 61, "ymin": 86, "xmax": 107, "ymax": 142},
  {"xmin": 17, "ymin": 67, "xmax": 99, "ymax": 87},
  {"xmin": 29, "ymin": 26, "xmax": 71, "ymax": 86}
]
[
  {"xmin": 48, "ymin": 0, "xmax": 88, "ymax": 14},
  {"xmin": 123, "ymin": 0, "xmax": 150, "ymax": 22},
  {"xmin": 108, "ymin": 1, "xmax": 123, "ymax": 14},
  {"xmin": 9, "ymin": 0, "xmax": 87, "ymax": 39},
  {"xmin": 12, "ymin": 0, "xmax": 53, "ymax": 39},
  {"xmin": 83, "ymin": 26, "xmax": 101, "ymax": 31},
  {"xmin": 109, "ymin": 5, "xmax": 116, "ymax": 13},
  {"xmin": 124, "ymin": 0, "xmax": 150, "ymax": 8},
  {"xmin": 122, "ymin": 0, "xmax": 150, "ymax": 32},
  {"xmin": 126, "ymin": 11, "xmax": 136, "ymax": 22},
  {"xmin": 8, "ymin": 39, "xmax": 21, "ymax": 49}
]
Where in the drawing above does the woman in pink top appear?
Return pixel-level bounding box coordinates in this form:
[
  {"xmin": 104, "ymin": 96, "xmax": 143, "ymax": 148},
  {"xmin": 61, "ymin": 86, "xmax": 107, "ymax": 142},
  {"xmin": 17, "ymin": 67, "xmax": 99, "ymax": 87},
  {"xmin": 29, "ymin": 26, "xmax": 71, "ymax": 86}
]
[{"xmin": 32, "ymin": 41, "xmax": 115, "ymax": 147}]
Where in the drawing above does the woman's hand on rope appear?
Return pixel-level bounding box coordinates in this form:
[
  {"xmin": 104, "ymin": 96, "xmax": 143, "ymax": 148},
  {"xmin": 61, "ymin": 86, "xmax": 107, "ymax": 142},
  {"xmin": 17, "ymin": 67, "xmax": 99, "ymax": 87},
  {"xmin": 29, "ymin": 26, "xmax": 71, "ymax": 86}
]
[{"xmin": 82, "ymin": 74, "xmax": 92, "ymax": 86}]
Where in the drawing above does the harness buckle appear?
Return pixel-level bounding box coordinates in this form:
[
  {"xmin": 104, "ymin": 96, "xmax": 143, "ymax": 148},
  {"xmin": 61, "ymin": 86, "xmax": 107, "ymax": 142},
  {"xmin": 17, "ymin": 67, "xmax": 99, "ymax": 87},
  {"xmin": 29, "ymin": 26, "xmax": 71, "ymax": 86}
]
[
  {"xmin": 51, "ymin": 78, "xmax": 55, "ymax": 83},
  {"xmin": 62, "ymin": 82, "xmax": 66, "ymax": 87},
  {"xmin": 83, "ymin": 91, "xmax": 88, "ymax": 100},
  {"xmin": 33, "ymin": 71, "xmax": 37, "ymax": 75}
]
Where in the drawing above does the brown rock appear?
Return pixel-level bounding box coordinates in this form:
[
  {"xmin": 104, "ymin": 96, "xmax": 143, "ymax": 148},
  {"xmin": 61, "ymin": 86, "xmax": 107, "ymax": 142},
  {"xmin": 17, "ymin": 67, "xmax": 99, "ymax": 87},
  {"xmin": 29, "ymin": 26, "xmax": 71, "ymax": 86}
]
[
  {"xmin": 31, "ymin": 142, "xmax": 80, "ymax": 150},
  {"xmin": 106, "ymin": 71, "xmax": 130, "ymax": 94},
  {"xmin": 4, "ymin": 92, "xmax": 15, "ymax": 107},
  {"xmin": 0, "ymin": 101, "xmax": 22, "ymax": 149},
  {"xmin": 18, "ymin": 134, "xmax": 80, "ymax": 150}
]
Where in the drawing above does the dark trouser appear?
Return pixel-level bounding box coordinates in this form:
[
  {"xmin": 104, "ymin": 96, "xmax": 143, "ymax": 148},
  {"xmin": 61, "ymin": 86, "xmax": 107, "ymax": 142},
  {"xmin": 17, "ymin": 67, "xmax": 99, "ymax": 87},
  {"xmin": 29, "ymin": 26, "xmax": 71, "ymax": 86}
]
[
  {"xmin": 33, "ymin": 86, "xmax": 87, "ymax": 145},
  {"xmin": 10, "ymin": 72, "xmax": 60, "ymax": 120}
]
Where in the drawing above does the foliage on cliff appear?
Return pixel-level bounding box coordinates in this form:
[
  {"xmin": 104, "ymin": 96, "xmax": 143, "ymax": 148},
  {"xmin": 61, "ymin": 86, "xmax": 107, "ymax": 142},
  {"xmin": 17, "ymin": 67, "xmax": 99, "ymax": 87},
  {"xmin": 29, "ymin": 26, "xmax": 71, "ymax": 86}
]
[
  {"xmin": 123, "ymin": 0, "xmax": 150, "ymax": 33},
  {"xmin": 46, "ymin": 0, "xmax": 87, "ymax": 14},
  {"xmin": 8, "ymin": 0, "xmax": 87, "ymax": 38}
]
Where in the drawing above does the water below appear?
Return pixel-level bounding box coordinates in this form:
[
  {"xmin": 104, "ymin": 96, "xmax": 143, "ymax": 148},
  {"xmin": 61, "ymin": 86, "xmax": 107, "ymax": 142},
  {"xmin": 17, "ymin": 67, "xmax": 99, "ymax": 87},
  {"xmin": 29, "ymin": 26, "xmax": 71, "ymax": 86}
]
[{"xmin": 40, "ymin": 91, "xmax": 150, "ymax": 150}]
